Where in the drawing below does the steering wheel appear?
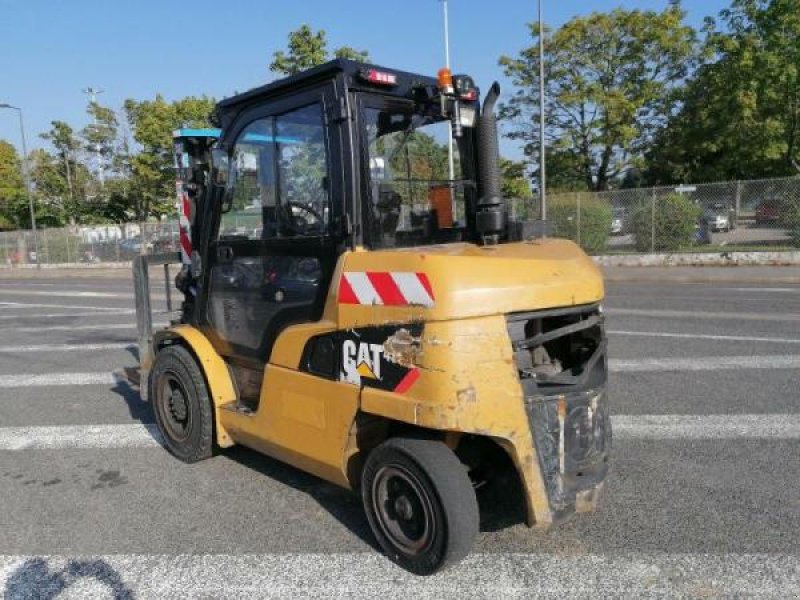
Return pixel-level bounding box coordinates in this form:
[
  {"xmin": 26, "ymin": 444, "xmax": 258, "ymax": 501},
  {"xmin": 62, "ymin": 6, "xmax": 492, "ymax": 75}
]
[{"xmin": 283, "ymin": 201, "xmax": 324, "ymax": 235}]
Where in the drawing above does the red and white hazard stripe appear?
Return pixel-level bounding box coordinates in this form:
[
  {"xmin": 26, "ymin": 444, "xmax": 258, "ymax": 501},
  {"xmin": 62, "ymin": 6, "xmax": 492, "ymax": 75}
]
[
  {"xmin": 177, "ymin": 188, "xmax": 192, "ymax": 265},
  {"xmin": 338, "ymin": 272, "xmax": 435, "ymax": 307}
]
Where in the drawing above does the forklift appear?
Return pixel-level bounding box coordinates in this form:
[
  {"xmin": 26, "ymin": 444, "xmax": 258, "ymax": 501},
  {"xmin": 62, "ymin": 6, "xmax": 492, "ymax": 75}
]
[{"xmin": 134, "ymin": 59, "xmax": 610, "ymax": 575}]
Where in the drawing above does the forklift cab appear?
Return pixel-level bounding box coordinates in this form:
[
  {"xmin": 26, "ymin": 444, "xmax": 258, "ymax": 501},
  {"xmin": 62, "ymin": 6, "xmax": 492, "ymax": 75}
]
[
  {"xmin": 135, "ymin": 59, "xmax": 609, "ymax": 575},
  {"xmin": 181, "ymin": 60, "xmax": 487, "ymax": 405}
]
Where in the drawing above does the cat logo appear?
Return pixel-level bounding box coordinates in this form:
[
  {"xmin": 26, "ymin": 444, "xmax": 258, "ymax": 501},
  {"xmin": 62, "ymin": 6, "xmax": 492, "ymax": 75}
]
[{"xmin": 341, "ymin": 340, "xmax": 383, "ymax": 385}]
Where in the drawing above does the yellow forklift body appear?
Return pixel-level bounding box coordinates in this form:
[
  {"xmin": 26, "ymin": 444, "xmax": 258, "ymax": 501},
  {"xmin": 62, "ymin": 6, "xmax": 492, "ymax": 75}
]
[{"xmin": 157, "ymin": 237, "xmax": 604, "ymax": 526}]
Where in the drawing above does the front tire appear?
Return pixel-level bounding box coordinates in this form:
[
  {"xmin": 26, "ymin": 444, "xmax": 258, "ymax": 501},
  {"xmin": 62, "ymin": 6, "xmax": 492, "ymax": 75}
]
[
  {"xmin": 361, "ymin": 437, "xmax": 479, "ymax": 575},
  {"xmin": 150, "ymin": 345, "xmax": 214, "ymax": 463}
]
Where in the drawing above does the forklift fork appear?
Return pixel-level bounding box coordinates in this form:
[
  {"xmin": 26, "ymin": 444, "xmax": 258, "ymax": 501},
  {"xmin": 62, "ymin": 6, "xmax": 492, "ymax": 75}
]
[{"xmin": 132, "ymin": 252, "xmax": 182, "ymax": 400}]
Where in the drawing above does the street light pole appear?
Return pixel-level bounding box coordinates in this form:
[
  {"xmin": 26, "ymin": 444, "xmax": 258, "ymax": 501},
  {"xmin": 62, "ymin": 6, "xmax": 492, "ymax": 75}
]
[
  {"xmin": 538, "ymin": 0, "xmax": 547, "ymax": 224},
  {"xmin": 440, "ymin": 0, "xmax": 455, "ymax": 185},
  {"xmin": 0, "ymin": 103, "xmax": 40, "ymax": 268}
]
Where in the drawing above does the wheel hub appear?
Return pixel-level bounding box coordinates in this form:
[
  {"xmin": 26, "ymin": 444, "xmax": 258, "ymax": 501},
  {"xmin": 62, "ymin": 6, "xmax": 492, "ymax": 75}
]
[
  {"xmin": 169, "ymin": 388, "xmax": 187, "ymax": 422},
  {"xmin": 157, "ymin": 372, "xmax": 192, "ymax": 443},
  {"xmin": 394, "ymin": 495, "xmax": 414, "ymax": 520},
  {"xmin": 372, "ymin": 465, "xmax": 435, "ymax": 556}
]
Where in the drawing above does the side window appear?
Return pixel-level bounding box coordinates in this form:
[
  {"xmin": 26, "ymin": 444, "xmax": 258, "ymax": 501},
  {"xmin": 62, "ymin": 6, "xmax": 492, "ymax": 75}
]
[
  {"xmin": 275, "ymin": 104, "xmax": 330, "ymax": 237},
  {"xmin": 219, "ymin": 118, "xmax": 277, "ymax": 241}
]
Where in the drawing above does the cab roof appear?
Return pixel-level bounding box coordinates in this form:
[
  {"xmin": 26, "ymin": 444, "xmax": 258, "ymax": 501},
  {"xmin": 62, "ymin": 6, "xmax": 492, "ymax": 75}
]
[{"xmin": 215, "ymin": 59, "xmax": 440, "ymax": 130}]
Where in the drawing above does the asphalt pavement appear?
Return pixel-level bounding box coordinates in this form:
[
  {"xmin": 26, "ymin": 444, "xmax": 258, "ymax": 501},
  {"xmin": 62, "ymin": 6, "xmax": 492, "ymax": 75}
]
[{"xmin": 0, "ymin": 271, "xmax": 798, "ymax": 598}]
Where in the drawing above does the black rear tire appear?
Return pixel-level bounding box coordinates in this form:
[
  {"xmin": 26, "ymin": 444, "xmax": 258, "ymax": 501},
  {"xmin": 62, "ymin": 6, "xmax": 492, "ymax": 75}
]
[
  {"xmin": 361, "ymin": 437, "xmax": 479, "ymax": 575},
  {"xmin": 150, "ymin": 345, "xmax": 214, "ymax": 463}
]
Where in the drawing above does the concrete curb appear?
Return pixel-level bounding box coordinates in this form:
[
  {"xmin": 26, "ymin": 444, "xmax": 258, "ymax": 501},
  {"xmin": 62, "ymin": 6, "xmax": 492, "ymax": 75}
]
[{"xmin": 594, "ymin": 250, "xmax": 800, "ymax": 267}]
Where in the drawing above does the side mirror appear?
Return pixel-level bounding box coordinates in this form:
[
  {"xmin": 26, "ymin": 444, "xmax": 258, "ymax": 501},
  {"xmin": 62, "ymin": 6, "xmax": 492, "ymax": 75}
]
[
  {"xmin": 211, "ymin": 148, "xmax": 230, "ymax": 186},
  {"xmin": 211, "ymin": 148, "xmax": 234, "ymax": 213}
]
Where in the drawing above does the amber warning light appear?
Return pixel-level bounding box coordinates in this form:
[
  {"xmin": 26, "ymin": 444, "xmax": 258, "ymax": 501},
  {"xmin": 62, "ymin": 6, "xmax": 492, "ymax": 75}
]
[
  {"xmin": 360, "ymin": 69, "xmax": 398, "ymax": 86},
  {"xmin": 437, "ymin": 67, "xmax": 453, "ymax": 93}
]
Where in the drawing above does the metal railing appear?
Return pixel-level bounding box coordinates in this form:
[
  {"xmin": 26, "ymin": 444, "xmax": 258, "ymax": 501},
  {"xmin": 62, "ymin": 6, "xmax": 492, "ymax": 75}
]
[
  {"xmin": 509, "ymin": 175, "xmax": 800, "ymax": 255},
  {"xmin": 2, "ymin": 175, "xmax": 799, "ymax": 265}
]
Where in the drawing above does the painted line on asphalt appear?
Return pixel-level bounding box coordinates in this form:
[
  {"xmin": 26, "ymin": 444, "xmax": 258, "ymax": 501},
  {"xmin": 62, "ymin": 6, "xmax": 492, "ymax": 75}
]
[
  {"xmin": 0, "ymin": 301, "xmax": 135, "ymax": 312},
  {"xmin": 609, "ymin": 330, "xmax": 800, "ymax": 344},
  {"xmin": 0, "ymin": 553, "xmax": 798, "ymax": 598},
  {"xmin": 0, "ymin": 415, "xmax": 797, "ymax": 449},
  {"xmin": 614, "ymin": 414, "xmax": 800, "ymax": 439},
  {"xmin": 0, "ymin": 342, "xmax": 134, "ymax": 353},
  {"xmin": 0, "ymin": 311, "xmax": 133, "ymax": 320},
  {"xmin": 2, "ymin": 353, "xmax": 797, "ymax": 389},
  {"xmin": 0, "ymin": 323, "xmax": 137, "ymax": 332},
  {"xmin": 721, "ymin": 287, "xmax": 800, "ymax": 293},
  {"xmin": 0, "ymin": 288, "xmax": 129, "ymax": 298},
  {"xmin": 606, "ymin": 307, "xmax": 800, "ymax": 322},
  {"xmin": 0, "ymin": 373, "xmax": 120, "ymax": 388},
  {"xmin": 0, "ymin": 424, "xmax": 162, "ymax": 449},
  {"xmin": 610, "ymin": 355, "xmax": 800, "ymax": 372}
]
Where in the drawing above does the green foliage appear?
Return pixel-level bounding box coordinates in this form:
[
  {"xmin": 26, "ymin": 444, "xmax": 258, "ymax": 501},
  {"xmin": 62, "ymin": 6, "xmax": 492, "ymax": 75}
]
[
  {"xmin": 500, "ymin": 158, "xmax": 531, "ymax": 199},
  {"xmin": 630, "ymin": 193, "xmax": 700, "ymax": 252},
  {"xmin": 499, "ymin": 5, "xmax": 696, "ymax": 191},
  {"xmin": 124, "ymin": 95, "xmax": 216, "ymax": 220},
  {"xmin": 270, "ymin": 25, "xmax": 370, "ymax": 76},
  {"xmin": 0, "ymin": 140, "xmax": 26, "ymax": 229},
  {"xmin": 82, "ymin": 103, "xmax": 118, "ymax": 161},
  {"xmin": 648, "ymin": 0, "xmax": 800, "ymax": 183},
  {"xmin": 547, "ymin": 196, "xmax": 612, "ymax": 254}
]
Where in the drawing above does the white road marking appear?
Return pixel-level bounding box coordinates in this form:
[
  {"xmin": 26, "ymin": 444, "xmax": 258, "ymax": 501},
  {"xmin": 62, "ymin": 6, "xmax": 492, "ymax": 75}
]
[
  {"xmin": 722, "ymin": 287, "xmax": 800, "ymax": 293},
  {"xmin": 0, "ymin": 553, "xmax": 797, "ymax": 598},
  {"xmin": 0, "ymin": 415, "xmax": 796, "ymax": 449},
  {"xmin": 2, "ymin": 351, "xmax": 796, "ymax": 390},
  {"xmin": 0, "ymin": 323, "xmax": 136, "ymax": 332},
  {"xmin": 0, "ymin": 288, "xmax": 169, "ymax": 300},
  {"xmin": 0, "ymin": 301, "xmax": 134, "ymax": 312},
  {"xmin": 609, "ymin": 330, "xmax": 800, "ymax": 344},
  {"xmin": 606, "ymin": 307, "xmax": 800, "ymax": 322},
  {"xmin": 0, "ymin": 342, "xmax": 133, "ymax": 353},
  {"xmin": 0, "ymin": 424, "xmax": 161, "ymax": 449},
  {"xmin": 610, "ymin": 355, "xmax": 800, "ymax": 372},
  {"xmin": 0, "ymin": 288, "xmax": 129, "ymax": 298},
  {"xmin": 0, "ymin": 311, "xmax": 133, "ymax": 320},
  {"xmin": 0, "ymin": 373, "xmax": 120, "ymax": 388},
  {"xmin": 614, "ymin": 414, "xmax": 800, "ymax": 439}
]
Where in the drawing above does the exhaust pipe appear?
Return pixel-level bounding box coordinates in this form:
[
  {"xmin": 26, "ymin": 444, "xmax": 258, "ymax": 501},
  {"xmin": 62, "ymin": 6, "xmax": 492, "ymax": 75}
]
[{"xmin": 476, "ymin": 82, "xmax": 506, "ymax": 245}]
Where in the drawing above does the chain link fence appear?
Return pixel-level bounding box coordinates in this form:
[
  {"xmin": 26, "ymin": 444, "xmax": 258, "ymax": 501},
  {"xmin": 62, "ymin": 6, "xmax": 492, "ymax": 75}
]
[
  {"xmin": 510, "ymin": 175, "xmax": 800, "ymax": 255},
  {"xmin": 2, "ymin": 175, "xmax": 799, "ymax": 266}
]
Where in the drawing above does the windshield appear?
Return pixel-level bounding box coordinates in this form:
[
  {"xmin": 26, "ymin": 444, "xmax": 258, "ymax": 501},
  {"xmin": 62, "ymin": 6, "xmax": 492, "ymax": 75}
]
[{"xmin": 362, "ymin": 103, "xmax": 475, "ymax": 249}]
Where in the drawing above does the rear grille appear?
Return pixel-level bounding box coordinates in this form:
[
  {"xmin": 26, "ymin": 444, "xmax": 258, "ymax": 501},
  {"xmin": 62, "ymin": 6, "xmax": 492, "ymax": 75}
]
[{"xmin": 507, "ymin": 303, "xmax": 611, "ymax": 514}]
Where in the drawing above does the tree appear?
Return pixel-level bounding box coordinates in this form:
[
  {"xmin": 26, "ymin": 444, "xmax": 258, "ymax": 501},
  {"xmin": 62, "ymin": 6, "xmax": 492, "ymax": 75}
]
[
  {"xmin": 647, "ymin": 0, "xmax": 800, "ymax": 183},
  {"xmin": 499, "ymin": 4, "xmax": 697, "ymax": 191},
  {"xmin": 270, "ymin": 25, "xmax": 369, "ymax": 77},
  {"xmin": 124, "ymin": 95, "xmax": 216, "ymax": 220},
  {"xmin": 40, "ymin": 121, "xmax": 80, "ymax": 202},
  {"xmin": 500, "ymin": 158, "xmax": 532, "ymax": 199},
  {"xmin": 81, "ymin": 102, "xmax": 120, "ymax": 184},
  {"xmin": 0, "ymin": 140, "xmax": 25, "ymax": 229}
]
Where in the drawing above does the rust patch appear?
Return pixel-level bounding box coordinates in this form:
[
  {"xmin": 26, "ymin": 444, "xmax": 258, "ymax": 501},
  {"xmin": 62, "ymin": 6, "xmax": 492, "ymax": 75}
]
[
  {"xmin": 456, "ymin": 385, "xmax": 477, "ymax": 404},
  {"xmin": 382, "ymin": 328, "xmax": 422, "ymax": 367}
]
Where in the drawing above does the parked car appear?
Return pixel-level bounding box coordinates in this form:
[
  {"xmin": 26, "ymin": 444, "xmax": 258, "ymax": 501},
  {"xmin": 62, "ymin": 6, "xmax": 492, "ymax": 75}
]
[
  {"xmin": 755, "ymin": 200, "xmax": 780, "ymax": 225},
  {"xmin": 262, "ymin": 256, "xmax": 321, "ymax": 303},
  {"xmin": 703, "ymin": 203, "xmax": 730, "ymax": 232}
]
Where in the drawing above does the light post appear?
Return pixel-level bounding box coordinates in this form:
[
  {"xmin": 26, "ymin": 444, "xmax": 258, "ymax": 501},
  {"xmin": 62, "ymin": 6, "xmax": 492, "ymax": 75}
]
[
  {"xmin": 538, "ymin": 0, "xmax": 547, "ymax": 224},
  {"xmin": 0, "ymin": 103, "xmax": 40, "ymax": 268},
  {"xmin": 440, "ymin": 0, "xmax": 455, "ymax": 185}
]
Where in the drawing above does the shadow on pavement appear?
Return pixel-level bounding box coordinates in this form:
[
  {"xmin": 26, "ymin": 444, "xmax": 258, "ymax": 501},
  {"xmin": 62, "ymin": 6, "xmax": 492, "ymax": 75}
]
[{"xmin": 4, "ymin": 557, "xmax": 134, "ymax": 600}]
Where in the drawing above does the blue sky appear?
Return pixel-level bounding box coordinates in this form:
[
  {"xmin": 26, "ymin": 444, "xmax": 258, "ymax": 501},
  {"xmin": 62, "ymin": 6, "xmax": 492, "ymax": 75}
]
[{"xmin": 0, "ymin": 0, "xmax": 729, "ymax": 158}]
